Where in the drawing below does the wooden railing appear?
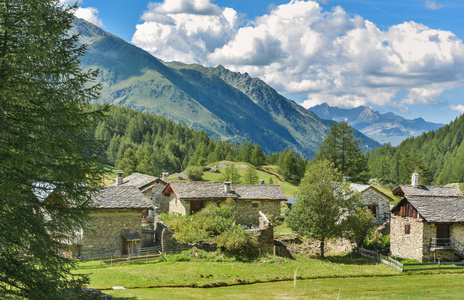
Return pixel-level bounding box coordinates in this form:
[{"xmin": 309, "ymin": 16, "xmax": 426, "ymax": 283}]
[{"xmin": 358, "ymin": 248, "xmax": 403, "ymax": 272}]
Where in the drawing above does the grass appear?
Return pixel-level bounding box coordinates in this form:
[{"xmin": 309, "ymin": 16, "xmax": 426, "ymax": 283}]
[
  {"xmin": 103, "ymin": 273, "xmax": 464, "ymax": 299},
  {"xmin": 77, "ymin": 254, "xmax": 398, "ymax": 290}
]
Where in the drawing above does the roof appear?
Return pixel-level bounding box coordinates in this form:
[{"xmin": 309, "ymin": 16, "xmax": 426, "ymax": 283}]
[
  {"xmin": 92, "ymin": 186, "xmax": 154, "ymax": 210},
  {"xmin": 350, "ymin": 183, "xmax": 370, "ymax": 193},
  {"xmin": 121, "ymin": 230, "xmax": 142, "ymax": 241},
  {"xmin": 286, "ymin": 196, "xmax": 296, "ymax": 205},
  {"xmin": 392, "ymin": 185, "xmax": 461, "ymax": 197},
  {"xmin": 32, "ymin": 182, "xmax": 56, "ymax": 202},
  {"xmin": 110, "ymin": 172, "xmax": 166, "ymax": 191},
  {"xmin": 164, "ymin": 182, "xmax": 287, "ymax": 201},
  {"xmin": 393, "ymin": 196, "xmax": 464, "ymax": 222}
]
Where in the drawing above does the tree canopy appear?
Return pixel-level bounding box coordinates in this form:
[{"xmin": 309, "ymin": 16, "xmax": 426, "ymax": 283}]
[
  {"xmin": 0, "ymin": 0, "xmax": 103, "ymax": 298},
  {"xmin": 315, "ymin": 122, "xmax": 369, "ymax": 183},
  {"xmin": 287, "ymin": 160, "xmax": 360, "ymax": 257}
]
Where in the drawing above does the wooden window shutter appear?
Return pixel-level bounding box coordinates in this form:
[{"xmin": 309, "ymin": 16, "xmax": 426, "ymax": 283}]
[{"xmin": 405, "ymin": 224, "xmax": 410, "ymax": 234}]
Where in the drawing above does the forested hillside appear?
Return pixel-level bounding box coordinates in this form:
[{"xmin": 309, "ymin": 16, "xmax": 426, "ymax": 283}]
[
  {"xmin": 367, "ymin": 114, "xmax": 464, "ymax": 186},
  {"xmin": 93, "ymin": 106, "xmax": 307, "ymax": 182},
  {"xmin": 74, "ymin": 18, "xmax": 380, "ymax": 157}
]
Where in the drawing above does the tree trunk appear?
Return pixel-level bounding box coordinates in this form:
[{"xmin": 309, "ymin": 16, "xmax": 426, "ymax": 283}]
[{"xmin": 320, "ymin": 239, "xmax": 325, "ymax": 258}]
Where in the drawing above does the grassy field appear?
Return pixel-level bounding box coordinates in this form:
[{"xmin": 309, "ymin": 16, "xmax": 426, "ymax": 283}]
[
  {"xmin": 102, "ymin": 273, "xmax": 464, "ymax": 299},
  {"xmin": 77, "ymin": 253, "xmax": 464, "ymax": 299},
  {"xmin": 78, "ymin": 254, "xmax": 398, "ymax": 290}
]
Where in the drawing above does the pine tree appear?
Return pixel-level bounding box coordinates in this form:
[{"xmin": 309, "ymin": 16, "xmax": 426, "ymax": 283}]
[
  {"xmin": 243, "ymin": 165, "xmax": 259, "ymax": 184},
  {"xmin": 0, "ymin": 1, "xmax": 103, "ymax": 297},
  {"xmin": 316, "ymin": 122, "xmax": 368, "ymax": 183}
]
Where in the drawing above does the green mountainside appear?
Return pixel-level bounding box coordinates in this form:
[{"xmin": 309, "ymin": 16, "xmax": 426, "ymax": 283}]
[
  {"xmin": 74, "ymin": 18, "xmax": 380, "ymax": 157},
  {"xmin": 367, "ymin": 114, "xmax": 464, "ymax": 186}
]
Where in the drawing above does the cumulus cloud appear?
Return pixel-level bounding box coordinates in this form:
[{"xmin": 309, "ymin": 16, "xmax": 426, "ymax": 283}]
[
  {"xmin": 132, "ymin": 0, "xmax": 238, "ymax": 64},
  {"xmin": 132, "ymin": 0, "xmax": 464, "ymax": 111},
  {"xmin": 59, "ymin": 0, "xmax": 104, "ymax": 27},
  {"xmin": 451, "ymin": 104, "xmax": 464, "ymax": 114},
  {"xmin": 425, "ymin": 0, "xmax": 444, "ymax": 10}
]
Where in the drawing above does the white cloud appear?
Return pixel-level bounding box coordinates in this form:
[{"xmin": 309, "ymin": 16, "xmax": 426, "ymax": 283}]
[
  {"xmin": 132, "ymin": 0, "xmax": 464, "ymax": 111},
  {"xmin": 425, "ymin": 0, "xmax": 444, "ymax": 10},
  {"xmin": 75, "ymin": 7, "xmax": 103, "ymax": 27},
  {"xmin": 59, "ymin": 0, "xmax": 104, "ymax": 27},
  {"xmin": 451, "ymin": 104, "xmax": 464, "ymax": 114}
]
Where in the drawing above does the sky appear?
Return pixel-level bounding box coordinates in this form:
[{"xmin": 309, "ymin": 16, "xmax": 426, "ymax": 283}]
[{"xmin": 64, "ymin": 0, "xmax": 464, "ymax": 124}]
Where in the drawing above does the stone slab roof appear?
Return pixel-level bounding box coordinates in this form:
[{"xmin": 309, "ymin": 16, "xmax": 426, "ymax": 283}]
[
  {"xmin": 110, "ymin": 172, "xmax": 166, "ymax": 191},
  {"xmin": 92, "ymin": 186, "xmax": 154, "ymax": 210},
  {"xmin": 350, "ymin": 183, "xmax": 371, "ymax": 193},
  {"xmin": 166, "ymin": 182, "xmax": 287, "ymax": 201},
  {"xmin": 400, "ymin": 196, "xmax": 464, "ymax": 222},
  {"xmin": 392, "ymin": 185, "xmax": 461, "ymax": 197}
]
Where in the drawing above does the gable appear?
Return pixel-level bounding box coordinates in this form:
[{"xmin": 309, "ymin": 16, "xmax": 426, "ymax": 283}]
[{"xmin": 392, "ymin": 199, "xmax": 420, "ymax": 219}]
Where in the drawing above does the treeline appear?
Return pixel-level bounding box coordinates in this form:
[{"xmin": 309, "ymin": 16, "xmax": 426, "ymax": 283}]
[
  {"xmin": 92, "ymin": 105, "xmax": 307, "ymax": 182},
  {"xmin": 367, "ymin": 114, "xmax": 464, "ymax": 186}
]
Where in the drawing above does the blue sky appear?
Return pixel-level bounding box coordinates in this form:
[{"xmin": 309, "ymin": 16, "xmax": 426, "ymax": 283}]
[{"xmin": 71, "ymin": 0, "xmax": 464, "ymax": 124}]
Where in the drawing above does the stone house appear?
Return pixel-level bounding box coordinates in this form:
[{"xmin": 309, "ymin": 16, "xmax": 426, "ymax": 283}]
[
  {"xmin": 390, "ymin": 173, "xmax": 464, "ymax": 262},
  {"xmin": 350, "ymin": 183, "xmax": 393, "ymax": 223},
  {"xmin": 78, "ymin": 186, "xmax": 154, "ymax": 259},
  {"xmin": 162, "ymin": 181, "xmax": 287, "ymax": 227},
  {"xmin": 110, "ymin": 171, "xmax": 168, "ymax": 217}
]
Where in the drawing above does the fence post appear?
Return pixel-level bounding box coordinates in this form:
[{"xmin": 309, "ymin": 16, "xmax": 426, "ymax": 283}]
[{"xmin": 438, "ymin": 259, "xmax": 441, "ymax": 269}]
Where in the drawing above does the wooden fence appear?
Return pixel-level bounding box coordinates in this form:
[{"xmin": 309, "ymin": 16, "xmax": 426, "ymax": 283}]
[
  {"xmin": 358, "ymin": 248, "xmax": 464, "ymax": 272},
  {"xmin": 76, "ymin": 252, "xmax": 165, "ymax": 268},
  {"xmin": 358, "ymin": 248, "xmax": 403, "ymax": 272}
]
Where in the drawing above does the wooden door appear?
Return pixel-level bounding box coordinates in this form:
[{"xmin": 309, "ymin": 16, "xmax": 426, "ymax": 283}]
[
  {"xmin": 436, "ymin": 224, "xmax": 450, "ymax": 246},
  {"xmin": 190, "ymin": 200, "xmax": 204, "ymax": 214}
]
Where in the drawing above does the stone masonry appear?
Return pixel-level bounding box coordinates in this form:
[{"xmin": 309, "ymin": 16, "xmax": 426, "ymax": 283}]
[
  {"xmin": 236, "ymin": 200, "xmax": 280, "ymax": 227},
  {"xmin": 80, "ymin": 211, "xmax": 142, "ymax": 259},
  {"xmin": 361, "ymin": 189, "xmax": 390, "ymax": 222},
  {"xmin": 390, "ymin": 216, "xmax": 424, "ymax": 261}
]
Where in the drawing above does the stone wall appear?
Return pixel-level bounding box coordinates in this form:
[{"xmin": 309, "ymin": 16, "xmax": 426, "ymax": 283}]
[
  {"xmin": 236, "ymin": 200, "xmax": 281, "ymax": 227},
  {"xmin": 80, "ymin": 210, "xmax": 142, "ymax": 259},
  {"xmin": 390, "ymin": 216, "xmax": 424, "ymax": 261},
  {"xmin": 253, "ymin": 216, "xmax": 274, "ymax": 255},
  {"xmin": 160, "ymin": 228, "xmax": 217, "ymax": 254},
  {"xmin": 143, "ymin": 182, "xmax": 168, "ymax": 215},
  {"xmin": 361, "ymin": 189, "xmax": 390, "ymax": 222},
  {"xmin": 169, "ymin": 195, "xmax": 187, "ymax": 215}
]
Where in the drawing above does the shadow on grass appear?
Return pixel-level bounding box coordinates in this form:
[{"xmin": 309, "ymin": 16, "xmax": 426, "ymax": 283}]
[{"xmin": 308, "ymin": 253, "xmax": 379, "ymax": 266}]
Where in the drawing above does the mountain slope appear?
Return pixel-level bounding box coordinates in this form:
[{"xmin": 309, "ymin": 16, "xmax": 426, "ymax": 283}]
[
  {"xmin": 310, "ymin": 103, "xmax": 444, "ymax": 146},
  {"xmin": 367, "ymin": 113, "xmax": 464, "ymax": 185},
  {"xmin": 74, "ymin": 18, "xmax": 380, "ymax": 157}
]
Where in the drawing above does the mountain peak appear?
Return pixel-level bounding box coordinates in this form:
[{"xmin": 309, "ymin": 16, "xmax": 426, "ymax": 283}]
[{"xmin": 309, "ymin": 103, "xmax": 444, "ymax": 146}]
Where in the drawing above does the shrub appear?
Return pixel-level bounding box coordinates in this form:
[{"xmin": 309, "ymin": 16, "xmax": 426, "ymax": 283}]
[
  {"xmin": 216, "ymin": 226, "xmax": 258, "ymax": 257},
  {"xmin": 185, "ymin": 166, "xmax": 204, "ymax": 181},
  {"xmin": 364, "ymin": 230, "xmax": 390, "ymax": 250}
]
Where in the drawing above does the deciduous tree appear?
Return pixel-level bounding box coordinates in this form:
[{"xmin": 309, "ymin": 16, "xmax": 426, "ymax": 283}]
[{"xmin": 287, "ymin": 161, "xmax": 359, "ymax": 257}]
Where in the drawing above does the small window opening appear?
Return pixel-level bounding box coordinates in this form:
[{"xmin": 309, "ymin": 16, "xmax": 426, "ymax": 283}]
[{"xmin": 405, "ymin": 224, "xmax": 410, "ymax": 235}]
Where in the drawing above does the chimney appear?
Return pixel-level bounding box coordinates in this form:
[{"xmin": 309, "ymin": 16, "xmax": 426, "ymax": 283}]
[
  {"xmin": 259, "ymin": 180, "xmax": 265, "ymax": 185},
  {"xmin": 116, "ymin": 170, "xmax": 124, "ymax": 186},
  {"xmin": 224, "ymin": 180, "xmax": 232, "ymax": 193},
  {"xmin": 161, "ymin": 172, "xmax": 169, "ymax": 183},
  {"xmin": 411, "ymin": 173, "xmax": 419, "ymax": 187}
]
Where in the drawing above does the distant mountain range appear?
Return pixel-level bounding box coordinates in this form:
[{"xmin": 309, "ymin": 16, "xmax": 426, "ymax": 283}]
[
  {"xmin": 73, "ymin": 18, "xmax": 380, "ymax": 157},
  {"xmin": 309, "ymin": 103, "xmax": 444, "ymax": 146}
]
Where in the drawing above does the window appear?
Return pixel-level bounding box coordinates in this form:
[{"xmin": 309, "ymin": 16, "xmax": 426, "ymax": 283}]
[
  {"xmin": 368, "ymin": 204, "xmax": 377, "ymax": 217},
  {"xmin": 251, "ymin": 201, "xmax": 261, "ymax": 209},
  {"xmin": 405, "ymin": 224, "xmax": 410, "ymax": 235}
]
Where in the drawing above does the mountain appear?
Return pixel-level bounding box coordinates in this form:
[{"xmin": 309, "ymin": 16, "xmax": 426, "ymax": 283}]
[
  {"xmin": 309, "ymin": 103, "xmax": 444, "ymax": 146},
  {"xmin": 74, "ymin": 18, "xmax": 380, "ymax": 157},
  {"xmin": 366, "ymin": 113, "xmax": 464, "ymax": 185}
]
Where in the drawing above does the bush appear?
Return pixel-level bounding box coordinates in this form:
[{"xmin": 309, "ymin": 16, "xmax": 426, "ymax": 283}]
[
  {"xmin": 185, "ymin": 166, "xmax": 204, "ymax": 181},
  {"xmin": 158, "ymin": 199, "xmax": 236, "ymax": 243},
  {"xmin": 364, "ymin": 230, "xmax": 390, "ymax": 250},
  {"xmin": 216, "ymin": 226, "xmax": 258, "ymax": 257}
]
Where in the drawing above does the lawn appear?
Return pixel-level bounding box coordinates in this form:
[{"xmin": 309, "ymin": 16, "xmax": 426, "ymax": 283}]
[
  {"xmin": 103, "ymin": 273, "xmax": 464, "ymax": 299},
  {"xmin": 78, "ymin": 254, "xmax": 398, "ymax": 290}
]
